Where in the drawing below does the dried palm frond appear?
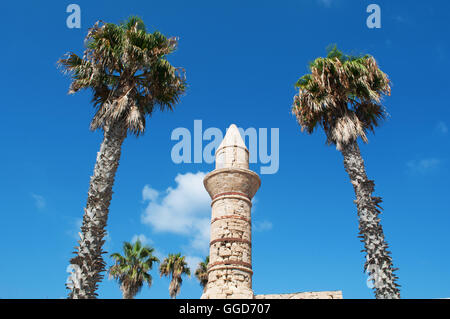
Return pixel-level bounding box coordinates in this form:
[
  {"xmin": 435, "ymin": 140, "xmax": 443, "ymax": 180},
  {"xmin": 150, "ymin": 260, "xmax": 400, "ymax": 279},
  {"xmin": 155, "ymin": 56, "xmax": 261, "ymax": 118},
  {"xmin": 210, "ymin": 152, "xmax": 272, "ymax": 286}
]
[
  {"xmin": 58, "ymin": 16, "xmax": 186, "ymax": 136},
  {"xmin": 292, "ymin": 45, "xmax": 390, "ymax": 149},
  {"xmin": 159, "ymin": 253, "xmax": 191, "ymax": 299}
]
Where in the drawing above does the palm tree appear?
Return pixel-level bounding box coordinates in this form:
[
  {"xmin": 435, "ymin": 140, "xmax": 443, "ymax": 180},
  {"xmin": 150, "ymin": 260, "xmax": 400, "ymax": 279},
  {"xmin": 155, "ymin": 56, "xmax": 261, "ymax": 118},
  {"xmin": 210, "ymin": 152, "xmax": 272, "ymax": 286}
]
[
  {"xmin": 159, "ymin": 253, "xmax": 191, "ymax": 298},
  {"xmin": 292, "ymin": 46, "xmax": 400, "ymax": 299},
  {"xmin": 59, "ymin": 16, "xmax": 186, "ymax": 299},
  {"xmin": 195, "ymin": 256, "xmax": 209, "ymax": 292},
  {"xmin": 108, "ymin": 240, "xmax": 159, "ymax": 299}
]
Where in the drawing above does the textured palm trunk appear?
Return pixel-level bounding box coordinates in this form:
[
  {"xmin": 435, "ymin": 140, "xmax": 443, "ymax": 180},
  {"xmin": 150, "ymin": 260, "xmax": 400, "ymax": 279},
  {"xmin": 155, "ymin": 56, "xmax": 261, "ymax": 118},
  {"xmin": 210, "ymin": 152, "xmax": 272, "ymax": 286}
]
[
  {"xmin": 169, "ymin": 277, "xmax": 180, "ymax": 299},
  {"xmin": 67, "ymin": 122, "xmax": 127, "ymax": 299},
  {"xmin": 341, "ymin": 141, "xmax": 400, "ymax": 299},
  {"xmin": 122, "ymin": 288, "xmax": 134, "ymax": 299}
]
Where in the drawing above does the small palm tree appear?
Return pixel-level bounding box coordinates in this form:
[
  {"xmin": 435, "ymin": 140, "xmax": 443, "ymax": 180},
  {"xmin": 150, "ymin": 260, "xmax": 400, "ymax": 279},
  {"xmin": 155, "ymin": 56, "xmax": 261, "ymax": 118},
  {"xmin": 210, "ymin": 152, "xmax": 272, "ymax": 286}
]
[
  {"xmin": 58, "ymin": 16, "xmax": 186, "ymax": 299},
  {"xmin": 195, "ymin": 256, "xmax": 209, "ymax": 292},
  {"xmin": 159, "ymin": 253, "xmax": 191, "ymax": 299},
  {"xmin": 108, "ymin": 240, "xmax": 159, "ymax": 299},
  {"xmin": 292, "ymin": 45, "xmax": 400, "ymax": 299}
]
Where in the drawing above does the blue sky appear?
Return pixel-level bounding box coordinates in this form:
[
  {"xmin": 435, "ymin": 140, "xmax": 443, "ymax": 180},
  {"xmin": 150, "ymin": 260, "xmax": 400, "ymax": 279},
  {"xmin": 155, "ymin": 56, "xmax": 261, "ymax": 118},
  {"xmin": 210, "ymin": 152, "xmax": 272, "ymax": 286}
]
[{"xmin": 1, "ymin": 0, "xmax": 449, "ymax": 299}]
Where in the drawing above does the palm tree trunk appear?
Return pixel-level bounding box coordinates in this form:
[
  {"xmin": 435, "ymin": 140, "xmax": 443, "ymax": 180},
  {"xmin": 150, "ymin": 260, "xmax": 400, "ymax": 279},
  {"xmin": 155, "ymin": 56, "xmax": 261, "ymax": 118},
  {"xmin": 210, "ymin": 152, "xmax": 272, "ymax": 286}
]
[
  {"xmin": 67, "ymin": 122, "xmax": 127, "ymax": 299},
  {"xmin": 122, "ymin": 288, "xmax": 134, "ymax": 299},
  {"xmin": 340, "ymin": 141, "xmax": 400, "ymax": 299},
  {"xmin": 169, "ymin": 277, "xmax": 179, "ymax": 299}
]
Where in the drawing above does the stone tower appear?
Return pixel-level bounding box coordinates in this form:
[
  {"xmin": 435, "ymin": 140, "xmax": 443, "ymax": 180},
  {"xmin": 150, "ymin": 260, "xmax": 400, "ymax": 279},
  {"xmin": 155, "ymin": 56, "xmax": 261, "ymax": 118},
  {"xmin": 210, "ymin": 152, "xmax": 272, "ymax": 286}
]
[{"xmin": 201, "ymin": 124, "xmax": 260, "ymax": 299}]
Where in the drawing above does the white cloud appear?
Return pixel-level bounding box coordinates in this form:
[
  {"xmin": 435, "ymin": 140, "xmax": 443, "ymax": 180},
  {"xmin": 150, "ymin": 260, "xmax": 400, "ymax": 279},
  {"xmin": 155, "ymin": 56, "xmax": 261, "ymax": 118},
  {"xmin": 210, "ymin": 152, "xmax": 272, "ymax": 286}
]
[
  {"xmin": 141, "ymin": 172, "xmax": 211, "ymax": 254},
  {"xmin": 407, "ymin": 158, "xmax": 441, "ymax": 174},
  {"xmin": 131, "ymin": 234, "xmax": 152, "ymax": 245},
  {"xmin": 188, "ymin": 218, "xmax": 211, "ymax": 252},
  {"xmin": 436, "ymin": 121, "xmax": 448, "ymax": 134},
  {"xmin": 142, "ymin": 185, "xmax": 159, "ymax": 202},
  {"xmin": 31, "ymin": 193, "xmax": 46, "ymax": 210},
  {"xmin": 254, "ymin": 220, "xmax": 273, "ymax": 232}
]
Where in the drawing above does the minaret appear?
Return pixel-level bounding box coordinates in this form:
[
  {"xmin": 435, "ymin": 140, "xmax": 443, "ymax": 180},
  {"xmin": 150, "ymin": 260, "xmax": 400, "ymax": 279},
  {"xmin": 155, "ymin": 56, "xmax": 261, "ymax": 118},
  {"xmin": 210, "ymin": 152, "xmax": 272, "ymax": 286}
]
[{"xmin": 201, "ymin": 124, "xmax": 261, "ymax": 299}]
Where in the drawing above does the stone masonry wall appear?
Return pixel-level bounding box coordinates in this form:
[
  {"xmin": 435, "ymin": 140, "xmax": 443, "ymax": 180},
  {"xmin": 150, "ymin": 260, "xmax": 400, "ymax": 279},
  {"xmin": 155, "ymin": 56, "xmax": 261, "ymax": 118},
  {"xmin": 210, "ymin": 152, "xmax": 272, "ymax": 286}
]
[{"xmin": 255, "ymin": 291, "xmax": 343, "ymax": 299}]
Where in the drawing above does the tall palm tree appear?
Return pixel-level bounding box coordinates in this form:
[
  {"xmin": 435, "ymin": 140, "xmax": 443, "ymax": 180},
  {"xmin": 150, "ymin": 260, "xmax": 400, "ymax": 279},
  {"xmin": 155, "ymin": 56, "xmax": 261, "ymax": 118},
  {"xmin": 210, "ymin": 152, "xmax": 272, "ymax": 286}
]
[
  {"xmin": 108, "ymin": 240, "xmax": 159, "ymax": 299},
  {"xmin": 59, "ymin": 16, "xmax": 186, "ymax": 299},
  {"xmin": 159, "ymin": 253, "xmax": 191, "ymax": 299},
  {"xmin": 195, "ymin": 256, "xmax": 209, "ymax": 292},
  {"xmin": 292, "ymin": 46, "xmax": 400, "ymax": 299}
]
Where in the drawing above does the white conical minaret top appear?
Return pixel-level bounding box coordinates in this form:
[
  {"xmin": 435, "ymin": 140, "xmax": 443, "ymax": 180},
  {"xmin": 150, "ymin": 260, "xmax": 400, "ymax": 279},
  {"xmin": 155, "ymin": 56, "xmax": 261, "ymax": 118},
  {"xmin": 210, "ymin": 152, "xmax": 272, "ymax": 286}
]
[{"xmin": 215, "ymin": 124, "xmax": 249, "ymax": 170}]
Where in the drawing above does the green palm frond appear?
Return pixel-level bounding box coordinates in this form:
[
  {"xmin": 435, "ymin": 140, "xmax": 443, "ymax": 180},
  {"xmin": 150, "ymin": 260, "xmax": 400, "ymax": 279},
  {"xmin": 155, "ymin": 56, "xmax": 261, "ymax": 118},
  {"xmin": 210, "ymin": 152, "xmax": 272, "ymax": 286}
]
[
  {"xmin": 292, "ymin": 45, "xmax": 390, "ymax": 150},
  {"xmin": 159, "ymin": 253, "xmax": 191, "ymax": 299},
  {"xmin": 58, "ymin": 16, "xmax": 186, "ymax": 136},
  {"xmin": 120, "ymin": 16, "xmax": 146, "ymax": 32},
  {"xmin": 108, "ymin": 240, "xmax": 159, "ymax": 299},
  {"xmin": 195, "ymin": 256, "xmax": 209, "ymax": 289}
]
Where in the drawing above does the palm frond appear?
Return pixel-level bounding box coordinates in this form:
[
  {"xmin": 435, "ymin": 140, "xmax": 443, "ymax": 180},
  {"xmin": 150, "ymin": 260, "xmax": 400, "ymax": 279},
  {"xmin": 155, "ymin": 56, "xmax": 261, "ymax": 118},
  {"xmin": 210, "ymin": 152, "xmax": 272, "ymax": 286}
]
[
  {"xmin": 58, "ymin": 16, "xmax": 186, "ymax": 136},
  {"xmin": 292, "ymin": 45, "xmax": 390, "ymax": 149},
  {"xmin": 195, "ymin": 256, "xmax": 209, "ymax": 289},
  {"xmin": 107, "ymin": 240, "xmax": 159, "ymax": 299},
  {"xmin": 159, "ymin": 253, "xmax": 191, "ymax": 298}
]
